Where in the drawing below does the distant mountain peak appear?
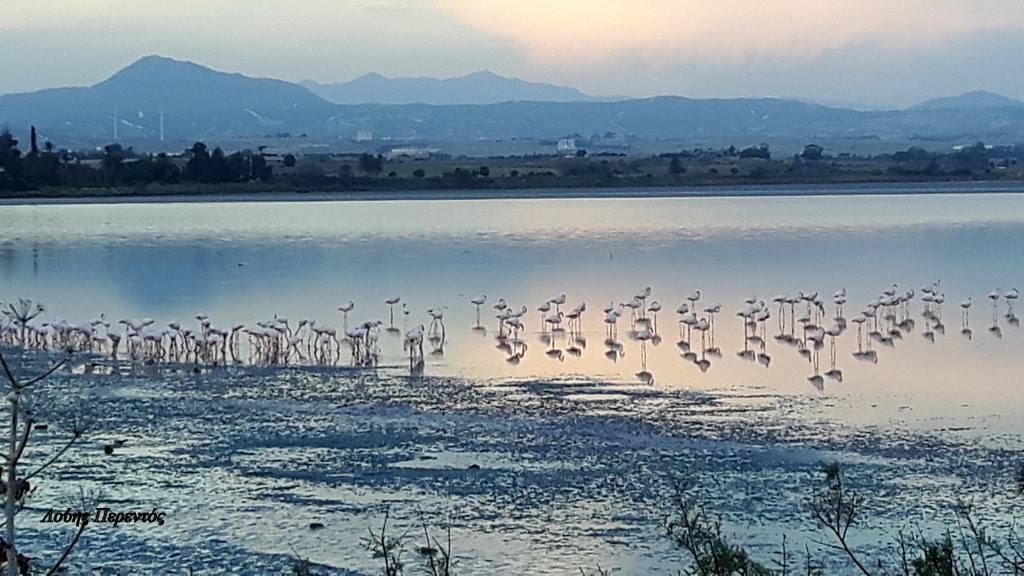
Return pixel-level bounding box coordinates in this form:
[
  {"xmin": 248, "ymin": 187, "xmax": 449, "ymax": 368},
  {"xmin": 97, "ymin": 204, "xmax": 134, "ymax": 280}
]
[
  {"xmin": 128, "ymin": 54, "xmax": 179, "ymax": 66},
  {"xmin": 355, "ymin": 72, "xmax": 388, "ymax": 81},
  {"xmin": 6, "ymin": 55, "xmax": 1024, "ymax": 151},
  {"xmin": 0, "ymin": 54, "xmax": 329, "ymax": 145},
  {"xmin": 304, "ymin": 70, "xmax": 594, "ymax": 105},
  {"xmin": 115, "ymin": 54, "xmax": 205, "ymax": 72},
  {"xmin": 911, "ymin": 90, "xmax": 1024, "ymax": 111},
  {"xmin": 463, "ymin": 70, "xmax": 500, "ymax": 79},
  {"xmin": 99, "ymin": 55, "xmax": 212, "ymax": 86}
]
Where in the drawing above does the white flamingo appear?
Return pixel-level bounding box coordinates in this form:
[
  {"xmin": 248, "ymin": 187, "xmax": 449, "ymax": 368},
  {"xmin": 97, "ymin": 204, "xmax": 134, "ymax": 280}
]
[
  {"xmin": 537, "ymin": 301, "xmax": 552, "ymax": 331},
  {"xmin": 385, "ymin": 297, "xmax": 401, "ymax": 325},
  {"xmin": 471, "ymin": 295, "xmax": 487, "ymax": 325},
  {"xmin": 337, "ymin": 301, "xmax": 355, "ymax": 332}
]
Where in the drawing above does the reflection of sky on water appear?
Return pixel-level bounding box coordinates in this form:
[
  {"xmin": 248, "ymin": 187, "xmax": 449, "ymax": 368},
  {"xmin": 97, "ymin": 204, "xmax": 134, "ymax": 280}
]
[{"xmin": 2, "ymin": 193, "xmax": 1024, "ymax": 435}]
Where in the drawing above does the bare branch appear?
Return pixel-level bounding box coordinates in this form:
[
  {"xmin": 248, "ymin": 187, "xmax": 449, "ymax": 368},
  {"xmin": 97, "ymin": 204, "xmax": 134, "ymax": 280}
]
[
  {"xmin": 10, "ymin": 420, "xmax": 31, "ymax": 467},
  {"xmin": 24, "ymin": 434, "xmax": 79, "ymax": 481},
  {"xmin": 44, "ymin": 520, "xmax": 87, "ymax": 576},
  {"xmin": 0, "ymin": 355, "xmax": 17, "ymax": 388},
  {"xmin": 19, "ymin": 359, "xmax": 68, "ymax": 390},
  {"xmin": 810, "ymin": 463, "xmax": 872, "ymax": 576}
]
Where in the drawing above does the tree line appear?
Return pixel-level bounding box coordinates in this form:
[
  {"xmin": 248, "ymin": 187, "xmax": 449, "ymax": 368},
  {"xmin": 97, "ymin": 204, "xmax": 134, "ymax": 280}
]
[
  {"xmin": 4, "ymin": 125, "xmax": 1024, "ymax": 194},
  {"xmin": 0, "ymin": 128, "xmax": 273, "ymax": 191}
]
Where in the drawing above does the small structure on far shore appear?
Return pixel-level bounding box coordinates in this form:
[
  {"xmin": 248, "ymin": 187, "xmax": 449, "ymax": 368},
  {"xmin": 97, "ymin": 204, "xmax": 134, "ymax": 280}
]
[
  {"xmin": 557, "ymin": 138, "xmax": 577, "ymax": 154},
  {"xmin": 386, "ymin": 147, "xmax": 438, "ymax": 160}
]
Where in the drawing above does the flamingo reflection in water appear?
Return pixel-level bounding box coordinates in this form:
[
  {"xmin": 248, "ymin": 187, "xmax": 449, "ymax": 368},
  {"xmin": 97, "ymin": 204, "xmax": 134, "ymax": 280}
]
[{"xmin": 3, "ymin": 277, "xmax": 1021, "ymax": 390}]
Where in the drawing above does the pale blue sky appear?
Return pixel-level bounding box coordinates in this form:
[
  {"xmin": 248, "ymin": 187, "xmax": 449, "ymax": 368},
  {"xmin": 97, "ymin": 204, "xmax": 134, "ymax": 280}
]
[{"xmin": 3, "ymin": 0, "xmax": 1024, "ymax": 107}]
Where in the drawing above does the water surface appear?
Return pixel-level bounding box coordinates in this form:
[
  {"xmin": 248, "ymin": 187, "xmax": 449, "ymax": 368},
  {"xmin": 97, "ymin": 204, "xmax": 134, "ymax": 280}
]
[
  {"xmin": 2, "ymin": 189, "xmax": 1023, "ymax": 573},
  {"xmin": 3, "ymin": 191, "xmax": 1022, "ymax": 434}
]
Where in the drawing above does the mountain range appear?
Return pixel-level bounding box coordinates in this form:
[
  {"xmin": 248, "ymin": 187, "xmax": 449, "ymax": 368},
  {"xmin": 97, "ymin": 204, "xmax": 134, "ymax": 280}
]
[
  {"xmin": 911, "ymin": 90, "xmax": 1024, "ymax": 111},
  {"xmin": 2, "ymin": 55, "xmax": 1023, "ymax": 150},
  {"xmin": 301, "ymin": 70, "xmax": 593, "ymax": 105}
]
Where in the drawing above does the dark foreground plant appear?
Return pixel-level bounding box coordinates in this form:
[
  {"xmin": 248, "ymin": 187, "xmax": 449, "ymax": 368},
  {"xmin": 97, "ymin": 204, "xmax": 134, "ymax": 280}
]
[
  {"xmin": 417, "ymin": 509, "xmax": 453, "ymax": 576},
  {"xmin": 665, "ymin": 485, "xmax": 773, "ymax": 575},
  {"xmin": 578, "ymin": 564, "xmax": 614, "ymax": 576},
  {"xmin": 668, "ymin": 463, "xmax": 1023, "ymax": 576},
  {"xmin": 359, "ymin": 508, "xmax": 456, "ymax": 576},
  {"xmin": 290, "ymin": 555, "xmax": 323, "ymax": 576},
  {"xmin": 809, "ymin": 463, "xmax": 872, "ymax": 575},
  {"xmin": 0, "ymin": 348, "xmax": 85, "ymax": 576},
  {"xmin": 361, "ymin": 510, "xmax": 406, "ymax": 576}
]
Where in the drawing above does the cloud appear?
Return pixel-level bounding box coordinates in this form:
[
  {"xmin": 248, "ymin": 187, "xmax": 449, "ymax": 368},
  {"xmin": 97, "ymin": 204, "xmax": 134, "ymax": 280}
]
[{"xmin": 436, "ymin": 0, "xmax": 1024, "ymax": 67}]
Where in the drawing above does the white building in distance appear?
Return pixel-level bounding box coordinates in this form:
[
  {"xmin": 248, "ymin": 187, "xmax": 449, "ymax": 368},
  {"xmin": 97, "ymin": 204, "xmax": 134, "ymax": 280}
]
[{"xmin": 557, "ymin": 138, "xmax": 577, "ymax": 154}]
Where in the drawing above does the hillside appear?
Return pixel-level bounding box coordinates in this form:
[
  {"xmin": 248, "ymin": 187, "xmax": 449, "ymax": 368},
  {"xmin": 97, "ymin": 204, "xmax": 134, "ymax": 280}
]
[
  {"xmin": 911, "ymin": 91, "xmax": 1024, "ymax": 111},
  {"xmin": 3, "ymin": 57, "xmax": 1024, "ymax": 150},
  {"xmin": 301, "ymin": 70, "xmax": 593, "ymax": 105},
  {"xmin": 0, "ymin": 56, "xmax": 332, "ymax": 144}
]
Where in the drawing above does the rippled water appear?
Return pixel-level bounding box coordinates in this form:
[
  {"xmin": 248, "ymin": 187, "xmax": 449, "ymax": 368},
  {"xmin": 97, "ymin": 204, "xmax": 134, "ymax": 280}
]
[{"xmin": 1, "ymin": 187, "xmax": 1023, "ymax": 574}]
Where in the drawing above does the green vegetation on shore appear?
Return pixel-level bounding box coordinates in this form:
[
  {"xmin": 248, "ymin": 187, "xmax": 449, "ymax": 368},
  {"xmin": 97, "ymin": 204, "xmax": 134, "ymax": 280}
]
[{"xmin": 2, "ymin": 127, "xmax": 1023, "ymax": 199}]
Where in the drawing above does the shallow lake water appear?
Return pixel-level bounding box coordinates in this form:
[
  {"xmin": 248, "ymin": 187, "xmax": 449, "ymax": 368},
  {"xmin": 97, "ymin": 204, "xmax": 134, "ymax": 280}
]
[{"xmin": 1, "ymin": 187, "xmax": 1023, "ymax": 574}]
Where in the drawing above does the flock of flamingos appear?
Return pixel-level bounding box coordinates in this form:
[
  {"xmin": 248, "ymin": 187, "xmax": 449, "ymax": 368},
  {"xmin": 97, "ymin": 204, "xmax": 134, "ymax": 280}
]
[{"xmin": 0, "ymin": 282, "xmax": 1019, "ymax": 387}]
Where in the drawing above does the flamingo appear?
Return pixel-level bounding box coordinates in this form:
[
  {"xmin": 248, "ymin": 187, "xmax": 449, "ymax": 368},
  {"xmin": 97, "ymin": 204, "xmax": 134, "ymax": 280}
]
[
  {"xmin": 647, "ymin": 301, "xmax": 661, "ymax": 332},
  {"xmin": 622, "ymin": 298, "xmax": 642, "ymax": 324},
  {"xmin": 635, "ymin": 325, "xmax": 653, "ymax": 380},
  {"xmin": 692, "ymin": 319, "xmax": 711, "ymax": 373},
  {"xmin": 337, "ymin": 301, "xmax": 355, "ymax": 331},
  {"xmin": 961, "ymin": 297, "xmax": 973, "ymax": 339},
  {"xmin": 833, "ymin": 288, "xmax": 847, "ymax": 319},
  {"xmin": 1006, "ymin": 288, "xmax": 1019, "ymax": 318},
  {"xmin": 505, "ymin": 317, "xmax": 524, "ymax": 343},
  {"xmin": 537, "ymin": 301, "xmax": 552, "ymax": 331},
  {"xmin": 566, "ymin": 302, "xmax": 586, "ymax": 334},
  {"xmin": 544, "ymin": 313, "xmax": 564, "ymax": 360},
  {"xmin": 493, "ymin": 298, "xmax": 508, "ymax": 314},
  {"xmin": 680, "ymin": 312, "xmax": 698, "ymax": 344},
  {"xmin": 545, "ymin": 310, "xmax": 564, "ymax": 333},
  {"xmin": 736, "ymin": 307, "xmax": 756, "ymax": 362},
  {"xmin": 550, "ymin": 294, "xmax": 567, "ymax": 314},
  {"xmin": 603, "ymin": 307, "xmax": 621, "ymax": 340},
  {"xmin": 471, "ymin": 295, "xmax": 487, "ymax": 325},
  {"xmin": 495, "ymin": 305, "xmax": 517, "ymax": 339},
  {"xmin": 675, "ymin": 302, "xmax": 691, "ymax": 341},
  {"xmin": 703, "ymin": 304, "xmax": 721, "ymax": 344},
  {"xmin": 988, "ymin": 289, "xmax": 1002, "ymax": 319},
  {"xmin": 824, "ymin": 323, "xmax": 842, "ymax": 367},
  {"xmin": 686, "ymin": 290, "xmax": 702, "ymax": 306},
  {"xmin": 385, "ymin": 297, "xmax": 402, "ymax": 325},
  {"xmin": 960, "ymin": 297, "xmax": 972, "ymax": 324},
  {"xmin": 404, "ymin": 324, "xmax": 425, "ymax": 363},
  {"xmin": 427, "ymin": 307, "xmax": 447, "ymax": 340},
  {"xmin": 634, "ymin": 286, "xmax": 652, "ymax": 317},
  {"xmin": 695, "ymin": 317, "xmax": 710, "ymax": 354}
]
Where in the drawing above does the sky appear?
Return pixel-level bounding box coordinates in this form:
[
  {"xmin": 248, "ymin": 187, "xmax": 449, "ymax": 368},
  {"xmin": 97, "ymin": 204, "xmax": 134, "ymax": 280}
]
[{"xmin": 2, "ymin": 0, "xmax": 1024, "ymax": 108}]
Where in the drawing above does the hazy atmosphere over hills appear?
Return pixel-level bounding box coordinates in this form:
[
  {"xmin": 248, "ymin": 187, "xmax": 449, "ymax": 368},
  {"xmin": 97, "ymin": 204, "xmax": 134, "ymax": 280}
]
[
  {"xmin": 6, "ymin": 1, "xmax": 1024, "ymax": 108},
  {"xmin": 301, "ymin": 71, "xmax": 595, "ymax": 105},
  {"xmin": 2, "ymin": 56, "xmax": 1024, "ymax": 154}
]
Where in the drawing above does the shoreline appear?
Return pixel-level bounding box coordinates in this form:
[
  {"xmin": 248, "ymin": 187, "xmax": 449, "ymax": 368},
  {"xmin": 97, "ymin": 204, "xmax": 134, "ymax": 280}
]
[{"xmin": 2, "ymin": 180, "xmax": 1024, "ymax": 206}]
